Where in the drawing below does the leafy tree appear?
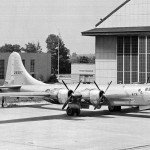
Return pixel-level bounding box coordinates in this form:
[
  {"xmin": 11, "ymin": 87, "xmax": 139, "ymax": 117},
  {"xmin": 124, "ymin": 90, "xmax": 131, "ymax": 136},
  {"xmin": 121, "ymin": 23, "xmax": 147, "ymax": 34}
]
[
  {"xmin": 0, "ymin": 44, "xmax": 22, "ymax": 52},
  {"xmin": 71, "ymin": 52, "xmax": 80, "ymax": 63},
  {"xmin": 88, "ymin": 55, "xmax": 95, "ymax": 64},
  {"xmin": 79, "ymin": 56, "xmax": 89, "ymax": 63},
  {"xmin": 22, "ymin": 42, "xmax": 42, "ymax": 53},
  {"xmin": 46, "ymin": 34, "xmax": 71, "ymax": 74},
  {"xmin": 47, "ymin": 74, "xmax": 58, "ymax": 83},
  {"xmin": 71, "ymin": 53, "xmax": 95, "ymax": 64}
]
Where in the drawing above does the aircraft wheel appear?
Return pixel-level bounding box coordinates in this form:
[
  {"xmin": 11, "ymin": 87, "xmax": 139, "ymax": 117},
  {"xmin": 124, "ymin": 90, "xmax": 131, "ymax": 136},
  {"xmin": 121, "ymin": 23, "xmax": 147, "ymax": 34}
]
[{"xmin": 66, "ymin": 107, "xmax": 74, "ymax": 116}]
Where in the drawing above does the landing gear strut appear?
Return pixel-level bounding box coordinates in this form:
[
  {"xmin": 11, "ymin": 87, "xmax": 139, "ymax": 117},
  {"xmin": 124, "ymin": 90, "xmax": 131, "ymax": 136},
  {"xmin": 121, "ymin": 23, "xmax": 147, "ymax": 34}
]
[{"xmin": 2, "ymin": 97, "xmax": 6, "ymax": 108}]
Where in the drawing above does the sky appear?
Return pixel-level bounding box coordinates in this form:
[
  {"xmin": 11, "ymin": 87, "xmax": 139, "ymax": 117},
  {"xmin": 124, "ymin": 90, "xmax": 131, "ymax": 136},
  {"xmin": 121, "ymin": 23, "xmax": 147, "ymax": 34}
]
[{"xmin": 0, "ymin": 0, "xmax": 125, "ymax": 54}]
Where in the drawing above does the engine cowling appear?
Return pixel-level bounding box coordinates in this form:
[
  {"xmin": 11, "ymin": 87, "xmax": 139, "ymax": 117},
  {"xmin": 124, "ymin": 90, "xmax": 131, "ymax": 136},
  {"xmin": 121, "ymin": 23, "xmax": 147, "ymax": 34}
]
[
  {"xmin": 89, "ymin": 89, "xmax": 100, "ymax": 105},
  {"xmin": 49, "ymin": 89, "xmax": 60, "ymax": 100},
  {"xmin": 57, "ymin": 89, "xmax": 69, "ymax": 104},
  {"xmin": 80, "ymin": 89, "xmax": 90, "ymax": 101}
]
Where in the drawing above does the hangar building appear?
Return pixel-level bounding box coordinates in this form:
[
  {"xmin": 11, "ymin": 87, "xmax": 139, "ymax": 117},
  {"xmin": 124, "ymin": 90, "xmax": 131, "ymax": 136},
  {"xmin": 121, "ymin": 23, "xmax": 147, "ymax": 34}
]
[
  {"xmin": 82, "ymin": 0, "xmax": 150, "ymax": 84},
  {"xmin": 0, "ymin": 53, "xmax": 51, "ymax": 85}
]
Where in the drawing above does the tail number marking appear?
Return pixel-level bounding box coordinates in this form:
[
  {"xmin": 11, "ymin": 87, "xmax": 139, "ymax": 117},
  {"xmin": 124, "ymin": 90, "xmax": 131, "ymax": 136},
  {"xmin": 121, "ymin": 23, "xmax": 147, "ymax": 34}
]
[{"xmin": 14, "ymin": 71, "xmax": 23, "ymax": 75}]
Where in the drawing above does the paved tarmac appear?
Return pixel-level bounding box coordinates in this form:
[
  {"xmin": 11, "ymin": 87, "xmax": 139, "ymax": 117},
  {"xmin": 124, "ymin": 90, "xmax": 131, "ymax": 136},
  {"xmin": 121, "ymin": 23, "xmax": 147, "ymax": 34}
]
[{"xmin": 0, "ymin": 103, "xmax": 150, "ymax": 150}]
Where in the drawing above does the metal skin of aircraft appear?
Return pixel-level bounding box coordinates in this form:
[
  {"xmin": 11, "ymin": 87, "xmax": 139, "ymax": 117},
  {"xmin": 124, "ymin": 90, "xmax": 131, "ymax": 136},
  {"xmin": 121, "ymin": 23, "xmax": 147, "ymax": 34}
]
[{"xmin": 1, "ymin": 52, "xmax": 150, "ymax": 116}]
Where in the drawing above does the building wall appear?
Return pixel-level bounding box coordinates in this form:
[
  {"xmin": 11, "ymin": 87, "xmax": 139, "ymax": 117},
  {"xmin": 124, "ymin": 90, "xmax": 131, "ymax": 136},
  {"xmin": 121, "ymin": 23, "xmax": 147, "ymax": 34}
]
[
  {"xmin": 95, "ymin": 36, "xmax": 117, "ymax": 84},
  {"xmin": 0, "ymin": 53, "xmax": 51, "ymax": 85},
  {"xmin": 83, "ymin": 0, "xmax": 150, "ymax": 85},
  {"xmin": 71, "ymin": 63, "xmax": 95, "ymax": 83},
  {"xmin": 98, "ymin": 0, "xmax": 150, "ymax": 28}
]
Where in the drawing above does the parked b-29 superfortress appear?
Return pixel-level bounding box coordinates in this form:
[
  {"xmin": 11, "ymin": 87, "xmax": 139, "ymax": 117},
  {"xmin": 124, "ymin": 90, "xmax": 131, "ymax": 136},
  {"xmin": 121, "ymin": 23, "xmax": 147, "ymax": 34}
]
[{"xmin": 0, "ymin": 52, "xmax": 150, "ymax": 116}]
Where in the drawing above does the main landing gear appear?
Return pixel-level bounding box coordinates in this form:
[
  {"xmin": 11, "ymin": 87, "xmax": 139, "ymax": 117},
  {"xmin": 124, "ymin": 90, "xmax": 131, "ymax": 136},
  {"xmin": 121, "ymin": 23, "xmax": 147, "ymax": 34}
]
[
  {"xmin": 1, "ymin": 97, "xmax": 6, "ymax": 108},
  {"xmin": 66, "ymin": 107, "xmax": 80, "ymax": 116},
  {"xmin": 66, "ymin": 103, "xmax": 81, "ymax": 116},
  {"xmin": 108, "ymin": 106, "xmax": 121, "ymax": 112}
]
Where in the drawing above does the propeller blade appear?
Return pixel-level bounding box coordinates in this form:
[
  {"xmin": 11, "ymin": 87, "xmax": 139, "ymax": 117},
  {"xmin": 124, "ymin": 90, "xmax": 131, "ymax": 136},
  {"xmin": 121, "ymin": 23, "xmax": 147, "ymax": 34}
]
[
  {"xmin": 62, "ymin": 95, "xmax": 72, "ymax": 110},
  {"xmin": 62, "ymin": 80, "xmax": 69, "ymax": 91},
  {"xmin": 62, "ymin": 96, "xmax": 71, "ymax": 110},
  {"xmin": 94, "ymin": 96, "xmax": 103, "ymax": 110},
  {"xmin": 62, "ymin": 80, "xmax": 82, "ymax": 110},
  {"xmin": 94, "ymin": 81, "xmax": 101, "ymax": 91},
  {"xmin": 94, "ymin": 81, "xmax": 112, "ymax": 110},
  {"xmin": 73, "ymin": 80, "xmax": 82, "ymax": 93},
  {"xmin": 104, "ymin": 81, "xmax": 112, "ymax": 93}
]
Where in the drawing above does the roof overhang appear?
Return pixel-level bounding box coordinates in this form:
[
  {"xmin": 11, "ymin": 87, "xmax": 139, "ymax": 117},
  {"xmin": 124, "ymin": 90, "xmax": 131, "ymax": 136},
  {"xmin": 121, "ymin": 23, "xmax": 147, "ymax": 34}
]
[{"xmin": 82, "ymin": 26, "xmax": 150, "ymax": 36}]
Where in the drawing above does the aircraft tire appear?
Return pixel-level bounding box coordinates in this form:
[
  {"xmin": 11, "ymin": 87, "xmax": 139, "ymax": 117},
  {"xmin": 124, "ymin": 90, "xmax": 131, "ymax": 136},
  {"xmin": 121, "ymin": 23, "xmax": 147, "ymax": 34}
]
[{"xmin": 66, "ymin": 107, "xmax": 74, "ymax": 116}]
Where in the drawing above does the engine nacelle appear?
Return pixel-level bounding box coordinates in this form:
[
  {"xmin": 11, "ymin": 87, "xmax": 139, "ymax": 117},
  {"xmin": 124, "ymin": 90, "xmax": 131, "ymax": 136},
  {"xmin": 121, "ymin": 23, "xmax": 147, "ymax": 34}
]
[
  {"xmin": 81, "ymin": 89, "xmax": 90, "ymax": 100},
  {"xmin": 48, "ymin": 88, "xmax": 61, "ymax": 103},
  {"xmin": 89, "ymin": 89, "xmax": 100, "ymax": 105},
  {"xmin": 58, "ymin": 89, "xmax": 69, "ymax": 104}
]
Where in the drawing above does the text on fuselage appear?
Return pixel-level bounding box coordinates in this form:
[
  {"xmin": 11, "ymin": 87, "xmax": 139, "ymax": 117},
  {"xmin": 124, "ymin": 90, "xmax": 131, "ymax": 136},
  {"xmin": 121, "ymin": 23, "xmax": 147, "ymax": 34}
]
[{"xmin": 14, "ymin": 71, "xmax": 23, "ymax": 75}]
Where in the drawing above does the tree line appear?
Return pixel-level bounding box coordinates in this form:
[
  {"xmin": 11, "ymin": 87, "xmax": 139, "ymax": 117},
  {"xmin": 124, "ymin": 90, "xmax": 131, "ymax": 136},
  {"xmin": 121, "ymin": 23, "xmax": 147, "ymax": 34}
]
[
  {"xmin": 71, "ymin": 52, "xmax": 95, "ymax": 64},
  {"xmin": 0, "ymin": 42, "xmax": 42, "ymax": 53},
  {"xmin": 0, "ymin": 34, "xmax": 95, "ymax": 74}
]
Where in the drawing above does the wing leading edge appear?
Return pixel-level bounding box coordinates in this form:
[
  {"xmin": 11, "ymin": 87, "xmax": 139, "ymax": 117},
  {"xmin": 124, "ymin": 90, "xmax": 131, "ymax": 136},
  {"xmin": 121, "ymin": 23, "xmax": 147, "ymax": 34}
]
[
  {"xmin": 0, "ymin": 92, "xmax": 50, "ymax": 97},
  {"xmin": 0, "ymin": 85, "xmax": 22, "ymax": 89}
]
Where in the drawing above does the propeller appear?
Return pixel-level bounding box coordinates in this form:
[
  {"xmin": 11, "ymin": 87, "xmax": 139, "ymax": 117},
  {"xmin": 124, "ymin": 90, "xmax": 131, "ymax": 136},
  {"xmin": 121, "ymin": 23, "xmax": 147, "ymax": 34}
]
[
  {"xmin": 62, "ymin": 80, "xmax": 82, "ymax": 110},
  {"xmin": 94, "ymin": 81, "xmax": 112, "ymax": 110},
  {"xmin": 62, "ymin": 80, "xmax": 70, "ymax": 91}
]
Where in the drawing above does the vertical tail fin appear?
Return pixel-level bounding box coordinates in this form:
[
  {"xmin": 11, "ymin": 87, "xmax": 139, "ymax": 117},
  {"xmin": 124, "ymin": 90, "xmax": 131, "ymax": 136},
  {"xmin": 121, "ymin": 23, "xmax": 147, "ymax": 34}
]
[{"xmin": 4, "ymin": 52, "xmax": 45, "ymax": 86}]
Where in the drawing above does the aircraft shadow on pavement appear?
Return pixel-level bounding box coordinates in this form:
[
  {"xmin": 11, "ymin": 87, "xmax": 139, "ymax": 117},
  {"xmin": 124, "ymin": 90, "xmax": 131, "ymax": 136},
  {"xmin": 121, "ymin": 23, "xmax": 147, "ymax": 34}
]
[
  {"xmin": 2, "ymin": 105, "xmax": 150, "ymax": 124},
  {"xmin": 77, "ymin": 107, "xmax": 150, "ymax": 119},
  {"xmin": 0, "ymin": 105, "xmax": 115, "ymax": 125},
  {"xmin": 0, "ymin": 114, "xmax": 84, "ymax": 124},
  {"xmin": 6, "ymin": 103, "xmax": 62, "ymax": 111},
  {"xmin": 5, "ymin": 104, "xmax": 114, "ymax": 118},
  {"xmin": 107, "ymin": 107, "xmax": 150, "ymax": 119}
]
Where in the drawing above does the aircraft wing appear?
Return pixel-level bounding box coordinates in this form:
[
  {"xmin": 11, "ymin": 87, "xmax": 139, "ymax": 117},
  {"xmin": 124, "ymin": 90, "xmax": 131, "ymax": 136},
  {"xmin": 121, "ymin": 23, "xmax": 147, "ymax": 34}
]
[
  {"xmin": 0, "ymin": 85, "xmax": 22, "ymax": 89},
  {"xmin": 0, "ymin": 92, "xmax": 50, "ymax": 97}
]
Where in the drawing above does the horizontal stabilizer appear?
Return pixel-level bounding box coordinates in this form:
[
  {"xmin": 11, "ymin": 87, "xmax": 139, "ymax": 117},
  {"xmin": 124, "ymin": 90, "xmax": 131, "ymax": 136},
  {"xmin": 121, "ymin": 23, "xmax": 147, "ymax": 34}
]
[
  {"xmin": 0, "ymin": 92, "xmax": 50, "ymax": 97},
  {"xmin": 139, "ymin": 105, "xmax": 150, "ymax": 111}
]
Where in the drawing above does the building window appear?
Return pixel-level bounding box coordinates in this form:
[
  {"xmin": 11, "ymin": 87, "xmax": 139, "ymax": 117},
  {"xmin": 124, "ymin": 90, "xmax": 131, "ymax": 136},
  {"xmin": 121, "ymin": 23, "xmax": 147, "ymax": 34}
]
[
  {"xmin": 0, "ymin": 60, "xmax": 4, "ymax": 79},
  {"xmin": 139, "ymin": 36, "xmax": 146, "ymax": 53},
  {"xmin": 147, "ymin": 36, "xmax": 150, "ymax": 80},
  {"xmin": 30, "ymin": 59, "xmax": 35, "ymax": 72},
  {"xmin": 117, "ymin": 36, "xmax": 139, "ymax": 84},
  {"xmin": 139, "ymin": 36, "xmax": 146, "ymax": 83},
  {"xmin": 116, "ymin": 36, "xmax": 150, "ymax": 84},
  {"xmin": 117, "ymin": 37, "xmax": 123, "ymax": 84}
]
